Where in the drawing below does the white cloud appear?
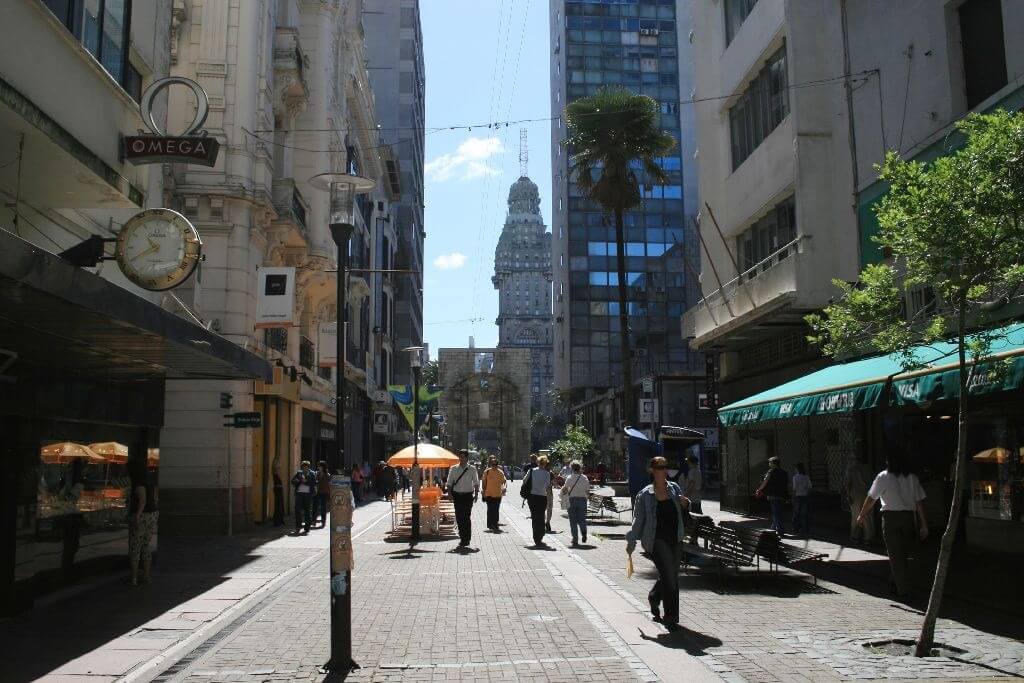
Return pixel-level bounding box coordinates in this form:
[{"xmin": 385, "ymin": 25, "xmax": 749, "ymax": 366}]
[
  {"xmin": 433, "ymin": 252, "xmax": 467, "ymax": 270},
  {"xmin": 425, "ymin": 136, "xmax": 505, "ymax": 182}
]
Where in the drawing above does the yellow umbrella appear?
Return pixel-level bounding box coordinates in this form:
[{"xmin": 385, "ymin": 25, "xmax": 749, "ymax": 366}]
[
  {"xmin": 88, "ymin": 442, "xmax": 129, "ymax": 463},
  {"xmin": 40, "ymin": 442, "xmax": 105, "ymax": 465},
  {"xmin": 387, "ymin": 443, "xmax": 460, "ymax": 468}
]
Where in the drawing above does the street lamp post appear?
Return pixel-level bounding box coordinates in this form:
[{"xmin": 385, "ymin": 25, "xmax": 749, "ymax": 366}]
[
  {"xmin": 404, "ymin": 345, "xmax": 424, "ymax": 546},
  {"xmin": 313, "ymin": 171, "xmax": 374, "ymax": 678}
]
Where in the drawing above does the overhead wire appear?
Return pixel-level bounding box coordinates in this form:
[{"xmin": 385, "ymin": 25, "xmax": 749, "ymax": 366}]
[{"xmin": 239, "ymin": 71, "xmax": 875, "ymax": 154}]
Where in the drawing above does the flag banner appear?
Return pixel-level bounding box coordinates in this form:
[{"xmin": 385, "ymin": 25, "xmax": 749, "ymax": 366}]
[{"xmin": 388, "ymin": 385, "xmax": 443, "ymax": 430}]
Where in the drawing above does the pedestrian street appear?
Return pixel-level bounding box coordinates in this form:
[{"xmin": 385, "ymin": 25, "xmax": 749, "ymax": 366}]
[{"xmin": 8, "ymin": 492, "xmax": 1024, "ymax": 683}]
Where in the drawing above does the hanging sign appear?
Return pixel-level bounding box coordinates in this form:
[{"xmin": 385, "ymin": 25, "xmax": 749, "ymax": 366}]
[
  {"xmin": 123, "ymin": 77, "xmax": 220, "ymax": 166},
  {"xmin": 372, "ymin": 411, "xmax": 392, "ymax": 434},
  {"xmin": 318, "ymin": 322, "xmax": 338, "ymax": 366},
  {"xmin": 639, "ymin": 399, "xmax": 658, "ymax": 424},
  {"xmin": 255, "ymin": 267, "xmax": 296, "ymax": 328}
]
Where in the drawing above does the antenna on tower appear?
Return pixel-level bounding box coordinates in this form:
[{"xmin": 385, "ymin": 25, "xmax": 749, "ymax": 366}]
[{"xmin": 519, "ymin": 128, "xmax": 528, "ymax": 178}]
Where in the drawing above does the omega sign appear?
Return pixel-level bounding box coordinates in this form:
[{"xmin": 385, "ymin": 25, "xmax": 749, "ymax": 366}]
[{"xmin": 123, "ymin": 77, "xmax": 220, "ymax": 167}]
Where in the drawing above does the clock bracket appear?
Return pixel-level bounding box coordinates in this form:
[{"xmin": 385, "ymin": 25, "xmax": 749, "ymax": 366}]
[{"xmin": 58, "ymin": 235, "xmax": 119, "ymax": 268}]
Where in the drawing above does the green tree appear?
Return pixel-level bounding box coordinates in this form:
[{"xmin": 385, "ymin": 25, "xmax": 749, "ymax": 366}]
[
  {"xmin": 564, "ymin": 87, "xmax": 676, "ymax": 424},
  {"xmin": 807, "ymin": 111, "xmax": 1024, "ymax": 656},
  {"xmin": 550, "ymin": 419, "xmax": 596, "ymax": 465},
  {"xmin": 421, "ymin": 359, "xmax": 439, "ymax": 386}
]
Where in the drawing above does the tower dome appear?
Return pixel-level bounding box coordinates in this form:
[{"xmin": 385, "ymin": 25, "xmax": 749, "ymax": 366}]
[{"xmin": 507, "ymin": 176, "xmax": 541, "ymax": 216}]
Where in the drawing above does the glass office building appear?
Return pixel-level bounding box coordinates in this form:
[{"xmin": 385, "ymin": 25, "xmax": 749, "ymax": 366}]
[{"xmin": 549, "ymin": 0, "xmax": 702, "ymax": 403}]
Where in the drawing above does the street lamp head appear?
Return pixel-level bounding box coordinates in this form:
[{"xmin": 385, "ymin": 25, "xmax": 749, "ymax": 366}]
[
  {"xmin": 309, "ymin": 172, "xmax": 375, "ymax": 237},
  {"xmin": 403, "ymin": 345, "xmax": 424, "ymax": 369}
]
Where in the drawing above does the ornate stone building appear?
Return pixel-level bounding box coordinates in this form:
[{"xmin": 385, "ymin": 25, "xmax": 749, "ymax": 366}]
[{"xmin": 492, "ymin": 176, "xmax": 554, "ymax": 423}]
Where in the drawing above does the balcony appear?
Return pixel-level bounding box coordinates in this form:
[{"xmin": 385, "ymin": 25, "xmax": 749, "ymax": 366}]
[
  {"xmin": 269, "ymin": 178, "xmax": 310, "ymax": 248},
  {"xmin": 686, "ymin": 235, "xmax": 821, "ymax": 351},
  {"xmin": 299, "ymin": 335, "xmax": 315, "ymax": 370},
  {"xmin": 264, "ymin": 327, "xmax": 288, "ymax": 355},
  {"xmin": 272, "ymin": 27, "xmax": 309, "ymax": 120}
]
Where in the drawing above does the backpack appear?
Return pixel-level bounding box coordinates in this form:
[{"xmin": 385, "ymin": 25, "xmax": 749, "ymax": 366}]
[{"xmin": 519, "ymin": 469, "xmax": 533, "ymax": 499}]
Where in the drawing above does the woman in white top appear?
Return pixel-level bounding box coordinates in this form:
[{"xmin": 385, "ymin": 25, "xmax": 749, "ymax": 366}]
[
  {"xmin": 561, "ymin": 461, "xmax": 591, "ymax": 547},
  {"xmin": 856, "ymin": 452, "xmax": 928, "ymax": 598},
  {"xmin": 525, "ymin": 455, "xmax": 553, "ymax": 548}
]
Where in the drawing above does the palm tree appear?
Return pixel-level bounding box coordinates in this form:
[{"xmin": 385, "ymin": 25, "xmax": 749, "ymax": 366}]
[{"xmin": 564, "ymin": 87, "xmax": 676, "ymax": 424}]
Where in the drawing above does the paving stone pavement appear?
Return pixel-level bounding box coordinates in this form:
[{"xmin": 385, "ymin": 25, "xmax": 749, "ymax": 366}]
[
  {"xmin": 159, "ymin": 498, "xmax": 655, "ymax": 682},
  {"xmin": 539, "ymin": 497, "xmax": 1023, "ymax": 682}
]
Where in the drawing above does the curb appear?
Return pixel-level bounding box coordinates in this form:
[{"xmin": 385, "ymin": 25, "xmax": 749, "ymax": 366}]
[{"xmin": 118, "ymin": 505, "xmax": 393, "ymax": 683}]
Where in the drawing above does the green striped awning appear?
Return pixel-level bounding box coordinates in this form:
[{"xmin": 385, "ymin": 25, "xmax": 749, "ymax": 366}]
[{"xmin": 718, "ymin": 323, "xmax": 1024, "ymax": 427}]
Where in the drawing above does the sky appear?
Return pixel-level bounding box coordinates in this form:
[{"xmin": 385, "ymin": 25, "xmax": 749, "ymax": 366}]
[{"xmin": 420, "ymin": 0, "xmax": 552, "ymax": 358}]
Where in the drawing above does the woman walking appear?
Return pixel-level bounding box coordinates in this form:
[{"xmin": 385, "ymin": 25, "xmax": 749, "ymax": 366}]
[
  {"xmin": 625, "ymin": 456, "xmax": 689, "ymax": 630},
  {"xmin": 481, "ymin": 456, "xmax": 507, "ymax": 531},
  {"xmin": 526, "ymin": 455, "xmax": 553, "ymax": 548},
  {"xmin": 351, "ymin": 464, "xmax": 364, "ymax": 504},
  {"xmin": 128, "ymin": 465, "xmax": 158, "ymax": 586},
  {"xmin": 562, "ymin": 461, "xmax": 590, "ymax": 547},
  {"xmin": 856, "ymin": 451, "xmax": 928, "ymax": 599}
]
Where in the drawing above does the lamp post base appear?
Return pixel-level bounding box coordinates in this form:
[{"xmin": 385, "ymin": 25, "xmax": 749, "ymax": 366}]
[{"xmin": 410, "ymin": 502, "xmax": 420, "ymax": 545}]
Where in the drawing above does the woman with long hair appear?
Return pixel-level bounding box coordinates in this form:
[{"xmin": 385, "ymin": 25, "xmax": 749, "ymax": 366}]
[
  {"xmin": 625, "ymin": 456, "xmax": 690, "ymax": 630},
  {"xmin": 856, "ymin": 450, "xmax": 928, "ymax": 599}
]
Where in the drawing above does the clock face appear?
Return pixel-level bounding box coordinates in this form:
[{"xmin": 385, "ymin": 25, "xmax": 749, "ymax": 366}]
[{"xmin": 116, "ymin": 209, "xmax": 202, "ymax": 291}]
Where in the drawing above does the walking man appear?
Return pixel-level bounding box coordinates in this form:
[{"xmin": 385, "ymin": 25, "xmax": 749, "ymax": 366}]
[
  {"xmin": 481, "ymin": 456, "xmax": 507, "ymax": 531},
  {"xmin": 683, "ymin": 454, "xmax": 703, "ymax": 514},
  {"xmin": 291, "ymin": 460, "xmax": 316, "ymax": 534},
  {"xmin": 446, "ymin": 449, "xmax": 480, "ymax": 548},
  {"xmin": 856, "ymin": 451, "xmax": 928, "ymax": 599},
  {"xmin": 526, "ymin": 455, "xmax": 553, "ymax": 548},
  {"xmin": 562, "ymin": 461, "xmax": 590, "ymax": 547},
  {"xmin": 755, "ymin": 456, "xmax": 788, "ymax": 536}
]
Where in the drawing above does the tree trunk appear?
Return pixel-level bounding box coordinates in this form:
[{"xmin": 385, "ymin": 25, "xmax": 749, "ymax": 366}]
[
  {"xmin": 915, "ymin": 300, "xmax": 970, "ymax": 656},
  {"xmin": 613, "ymin": 207, "xmax": 635, "ymax": 426}
]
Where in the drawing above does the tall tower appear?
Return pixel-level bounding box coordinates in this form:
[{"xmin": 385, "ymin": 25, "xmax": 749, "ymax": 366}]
[{"xmin": 492, "ymin": 172, "xmax": 555, "ymax": 422}]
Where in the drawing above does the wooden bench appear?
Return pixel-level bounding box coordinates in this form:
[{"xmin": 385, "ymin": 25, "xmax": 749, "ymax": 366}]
[
  {"xmin": 586, "ymin": 493, "xmax": 632, "ymax": 519},
  {"xmin": 719, "ymin": 520, "xmax": 828, "ymax": 584},
  {"xmin": 681, "ymin": 524, "xmax": 756, "ymax": 581}
]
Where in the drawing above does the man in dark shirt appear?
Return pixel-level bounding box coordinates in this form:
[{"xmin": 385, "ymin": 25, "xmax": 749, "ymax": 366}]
[{"xmin": 755, "ymin": 456, "xmax": 788, "ymax": 536}]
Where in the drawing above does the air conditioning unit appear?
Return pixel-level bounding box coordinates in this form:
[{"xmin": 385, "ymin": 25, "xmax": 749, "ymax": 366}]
[{"xmin": 640, "ymin": 28, "xmax": 659, "ymax": 36}]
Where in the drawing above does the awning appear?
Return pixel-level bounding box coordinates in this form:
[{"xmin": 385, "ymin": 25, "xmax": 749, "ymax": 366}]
[
  {"xmin": 719, "ymin": 323, "xmax": 1024, "ymax": 426},
  {"xmin": 0, "ymin": 231, "xmax": 273, "ymax": 381}
]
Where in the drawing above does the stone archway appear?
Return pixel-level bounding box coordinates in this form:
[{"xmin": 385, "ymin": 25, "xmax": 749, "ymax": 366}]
[{"xmin": 438, "ymin": 348, "xmax": 532, "ymax": 466}]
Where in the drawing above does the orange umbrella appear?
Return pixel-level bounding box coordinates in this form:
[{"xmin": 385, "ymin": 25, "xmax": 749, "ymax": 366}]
[
  {"xmin": 972, "ymin": 447, "xmax": 1024, "ymax": 464},
  {"xmin": 88, "ymin": 442, "xmax": 129, "ymax": 463},
  {"xmin": 387, "ymin": 443, "xmax": 460, "ymax": 468},
  {"xmin": 40, "ymin": 442, "xmax": 105, "ymax": 465}
]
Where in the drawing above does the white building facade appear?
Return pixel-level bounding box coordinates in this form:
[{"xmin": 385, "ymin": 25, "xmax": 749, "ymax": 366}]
[{"xmin": 162, "ymin": 0, "xmax": 398, "ymax": 533}]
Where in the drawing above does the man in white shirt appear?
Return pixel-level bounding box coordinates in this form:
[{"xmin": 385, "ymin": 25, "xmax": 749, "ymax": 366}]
[
  {"xmin": 446, "ymin": 450, "xmax": 480, "ymax": 548},
  {"xmin": 856, "ymin": 458, "xmax": 928, "ymax": 599},
  {"xmin": 561, "ymin": 461, "xmax": 591, "ymax": 547}
]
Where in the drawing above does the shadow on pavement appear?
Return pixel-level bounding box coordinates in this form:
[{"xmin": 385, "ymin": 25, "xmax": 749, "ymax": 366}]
[
  {"xmin": 0, "ymin": 527, "xmax": 303, "ymax": 683},
  {"xmin": 638, "ymin": 626, "xmax": 723, "ymax": 655}
]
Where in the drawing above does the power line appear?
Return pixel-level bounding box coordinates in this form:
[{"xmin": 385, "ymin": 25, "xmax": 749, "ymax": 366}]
[{"xmin": 238, "ymin": 71, "xmax": 875, "ymax": 154}]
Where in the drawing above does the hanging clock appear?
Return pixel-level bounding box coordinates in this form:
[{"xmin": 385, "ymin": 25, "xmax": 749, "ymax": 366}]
[{"xmin": 116, "ymin": 208, "xmax": 202, "ymax": 291}]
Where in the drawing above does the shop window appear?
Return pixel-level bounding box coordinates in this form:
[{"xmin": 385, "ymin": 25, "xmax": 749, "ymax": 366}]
[
  {"xmin": 968, "ymin": 422, "xmax": 1023, "ymax": 521},
  {"xmin": 958, "ymin": 0, "xmax": 1008, "ymax": 109}
]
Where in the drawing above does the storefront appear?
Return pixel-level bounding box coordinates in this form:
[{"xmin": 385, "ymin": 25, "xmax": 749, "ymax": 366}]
[
  {"xmin": 0, "ymin": 233, "xmax": 271, "ymax": 613},
  {"xmin": 717, "ymin": 322, "xmax": 1024, "ymax": 554}
]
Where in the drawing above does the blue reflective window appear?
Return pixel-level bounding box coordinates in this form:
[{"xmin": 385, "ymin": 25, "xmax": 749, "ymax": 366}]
[
  {"xmin": 587, "ymin": 242, "xmax": 607, "ymax": 256},
  {"xmin": 589, "ymin": 272, "xmax": 608, "ymax": 285}
]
